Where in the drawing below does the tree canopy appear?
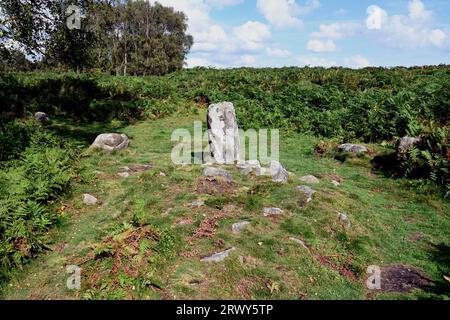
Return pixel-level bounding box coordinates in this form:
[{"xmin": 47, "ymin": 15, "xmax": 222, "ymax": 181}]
[{"xmin": 0, "ymin": 0, "xmax": 193, "ymax": 75}]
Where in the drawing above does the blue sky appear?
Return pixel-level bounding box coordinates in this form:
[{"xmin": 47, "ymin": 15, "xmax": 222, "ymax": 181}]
[{"xmin": 150, "ymin": 0, "xmax": 450, "ymax": 68}]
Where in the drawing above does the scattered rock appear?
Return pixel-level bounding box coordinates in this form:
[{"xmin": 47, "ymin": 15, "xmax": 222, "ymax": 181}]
[
  {"xmin": 117, "ymin": 172, "xmax": 130, "ymax": 178},
  {"xmin": 337, "ymin": 211, "xmax": 351, "ymax": 229},
  {"xmin": 396, "ymin": 136, "xmax": 421, "ymax": 159},
  {"xmin": 289, "ymin": 237, "xmax": 309, "ymax": 250},
  {"xmin": 263, "ymin": 207, "xmax": 284, "ymax": 217},
  {"xmin": 255, "ymin": 166, "xmax": 272, "ymax": 177},
  {"xmin": 159, "ymin": 172, "xmax": 166, "ymax": 177},
  {"xmin": 232, "ymin": 221, "xmax": 250, "ymax": 234},
  {"xmin": 207, "ymin": 102, "xmax": 241, "ymax": 164},
  {"xmin": 90, "ymin": 133, "xmax": 129, "ymax": 152},
  {"xmin": 189, "ymin": 200, "xmax": 205, "ymax": 208},
  {"xmin": 269, "ymin": 160, "xmax": 289, "ymax": 183},
  {"xmin": 83, "ymin": 194, "xmax": 99, "ymax": 206},
  {"xmin": 35, "ymin": 112, "xmax": 49, "ymax": 123},
  {"xmin": 379, "ymin": 264, "xmax": 432, "ymax": 293},
  {"xmin": 201, "ymin": 247, "xmax": 236, "ymax": 262},
  {"xmin": 331, "ymin": 180, "xmax": 340, "ymax": 186},
  {"xmin": 295, "ymin": 185, "xmax": 316, "ymax": 203},
  {"xmin": 338, "ymin": 143, "xmax": 367, "ymax": 153},
  {"xmin": 299, "ymin": 175, "xmax": 320, "ymax": 184},
  {"xmin": 236, "ymin": 160, "xmax": 261, "ymax": 175},
  {"xmin": 203, "ymin": 167, "xmax": 233, "ymax": 182}
]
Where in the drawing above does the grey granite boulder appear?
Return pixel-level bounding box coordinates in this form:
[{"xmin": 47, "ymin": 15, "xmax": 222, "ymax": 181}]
[
  {"xmin": 35, "ymin": 112, "xmax": 49, "ymax": 122},
  {"xmin": 299, "ymin": 175, "xmax": 320, "ymax": 184},
  {"xmin": 207, "ymin": 102, "xmax": 241, "ymax": 164},
  {"xmin": 201, "ymin": 247, "xmax": 236, "ymax": 262},
  {"xmin": 203, "ymin": 167, "xmax": 233, "ymax": 182},
  {"xmin": 338, "ymin": 143, "xmax": 367, "ymax": 153},
  {"xmin": 90, "ymin": 133, "xmax": 129, "ymax": 152},
  {"xmin": 232, "ymin": 221, "xmax": 250, "ymax": 233},
  {"xmin": 295, "ymin": 185, "xmax": 316, "ymax": 203},
  {"xmin": 269, "ymin": 160, "xmax": 289, "ymax": 183}
]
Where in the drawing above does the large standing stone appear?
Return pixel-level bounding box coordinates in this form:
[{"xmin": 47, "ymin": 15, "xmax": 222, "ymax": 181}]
[
  {"xmin": 207, "ymin": 102, "xmax": 241, "ymax": 164},
  {"xmin": 90, "ymin": 133, "xmax": 129, "ymax": 152}
]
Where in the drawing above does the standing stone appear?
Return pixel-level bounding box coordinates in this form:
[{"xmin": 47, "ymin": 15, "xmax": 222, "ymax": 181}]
[
  {"xmin": 207, "ymin": 102, "xmax": 241, "ymax": 164},
  {"xmin": 270, "ymin": 160, "xmax": 289, "ymax": 183},
  {"xmin": 35, "ymin": 112, "xmax": 49, "ymax": 123},
  {"xmin": 90, "ymin": 133, "xmax": 129, "ymax": 152}
]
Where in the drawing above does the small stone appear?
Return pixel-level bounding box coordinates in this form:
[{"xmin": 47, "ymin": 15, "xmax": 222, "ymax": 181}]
[
  {"xmin": 189, "ymin": 200, "xmax": 205, "ymax": 207},
  {"xmin": 232, "ymin": 221, "xmax": 250, "ymax": 234},
  {"xmin": 289, "ymin": 237, "xmax": 309, "ymax": 250},
  {"xmin": 269, "ymin": 160, "xmax": 289, "ymax": 183},
  {"xmin": 35, "ymin": 112, "xmax": 49, "ymax": 122},
  {"xmin": 83, "ymin": 194, "xmax": 99, "ymax": 206},
  {"xmin": 90, "ymin": 133, "xmax": 129, "ymax": 152},
  {"xmin": 118, "ymin": 172, "xmax": 130, "ymax": 178},
  {"xmin": 201, "ymin": 247, "xmax": 236, "ymax": 262},
  {"xmin": 338, "ymin": 143, "xmax": 367, "ymax": 153},
  {"xmin": 263, "ymin": 207, "xmax": 284, "ymax": 216},
  {"xmin": 337, "ymin": 211, "xmax": 351, "ymax": 229},
  {"xmin": 299, "ymin": 175, "xmax": 320, "ymax": 184},
  {"xmin": 236, "ymin": 160, "xmax": 261, "ymax": 175},
  {"xmin": 295, "ymin": 185, "xmax": 316, "ymax": 203},
  {"xmin": 331, "ymin": 180, "xmax": 340, "ymax": 186},
  {"xmin": 203, "ymin": 167, "xmax": 233, "ymax": 182},
  {"xmin": 159, "ymin": 172, "xmax": 166, "ymax": 177}
]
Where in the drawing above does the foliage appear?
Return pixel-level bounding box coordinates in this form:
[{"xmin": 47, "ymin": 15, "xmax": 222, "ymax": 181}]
[{"xmin": 0, "ymin": 123, "xmax": 79, "ymax": 282}]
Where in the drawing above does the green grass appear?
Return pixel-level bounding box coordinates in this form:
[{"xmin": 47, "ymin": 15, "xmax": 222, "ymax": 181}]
[{"xmin": 1, "ymin": 110, "xmax": 449, "ymax": 300}]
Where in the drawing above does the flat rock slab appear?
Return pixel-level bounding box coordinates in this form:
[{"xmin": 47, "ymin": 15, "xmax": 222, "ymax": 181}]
[
  {"xmin": 295, "ymin": 185, "xmax": 316, "ymax": 203},
  {"xmin": 207, "ymin": 102, "xmax": 241, "ymax": 164},
  {"xmin": 289, "ymin": 237, "xmax": 309, "ymax": 250},
  {"xmin": 236, "ymin": 160, "xmax": 261, "ymax": 175},
  {"xmin": 90, "ymin": 133, "xmax": 129, "ymax": 152},
  {"xmin": 379, "ymin": 265, "xmax": 432, "ymax": 293},
  {"xmin": 338, "ymin": 143, "xmax": 367, "ymax": 153},
  {"xmin": 232, "ymin": 221, "xmax": 250, "ymax": 233},
  {"xmin": 203, "ymin": 167, "xmax": 233, "ymax": 182},
  {"xmin": 263, "ymin": 207, "xmax": 284, "ymax": 216},
  {"xmin": 201, "ymin": 247, "xmax": 236, "ymax": 262},
  {"xmin": 83, "ymin": 194, "xmax": 99, "ymax": 205},
  {"xmin": 299, "ymin": 175, "xmax": 320, "ymax": 184}
]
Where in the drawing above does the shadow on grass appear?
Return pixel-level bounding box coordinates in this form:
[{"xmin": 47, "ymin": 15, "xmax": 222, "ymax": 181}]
[
  {"xmin": 45, "ymin": 121, "xmax": 127, "ymax": 147},
  {"xmin": 421, "ymin": 243, "xmax": 450, "ymax": 298}
]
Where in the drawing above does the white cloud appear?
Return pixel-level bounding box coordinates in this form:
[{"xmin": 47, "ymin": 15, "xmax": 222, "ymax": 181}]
[
  {"xmin": 256, "ymin": 0, "xmax": 320, "ymax": 29},
  {"xmin": 311, "ymin": 22, "xmax": 360, "ymax": 40},
  {"xmin": 365, "ymin": 0, "xmax": 448, "ymax": 49},
  {"xmin": 298, "ymin": 55, "xmax": 336, "ymax": 68},
  {"xmin": 366, "ymin": 5, "xmax": 388, "ymax": 30},
  {"xmin": 267, "ymin": 47, "xmax": 292, "ymax": 58},
  {"xmin": 205, "ymin": 0, "xmax": 244, "ymax": 9},
  {"xmin": 306, "ymin": 39, "xmax": 336, "ymax": 52},
  {"xmin": 336, "ymin": 8, "xmax": 348, "ymax": 16},
  {"xmin": 345, "ymin": 55, "xmax": 371, "ymax": 69},
  {"xmin": 233, "ymin": 21, "xmax": 271, "ymax": 51}
]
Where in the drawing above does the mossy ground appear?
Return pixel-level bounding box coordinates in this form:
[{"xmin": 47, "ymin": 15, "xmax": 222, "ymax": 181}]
[{"xmin": 1, "ymin": 110, "xmax": 449, "ymax": 300}]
